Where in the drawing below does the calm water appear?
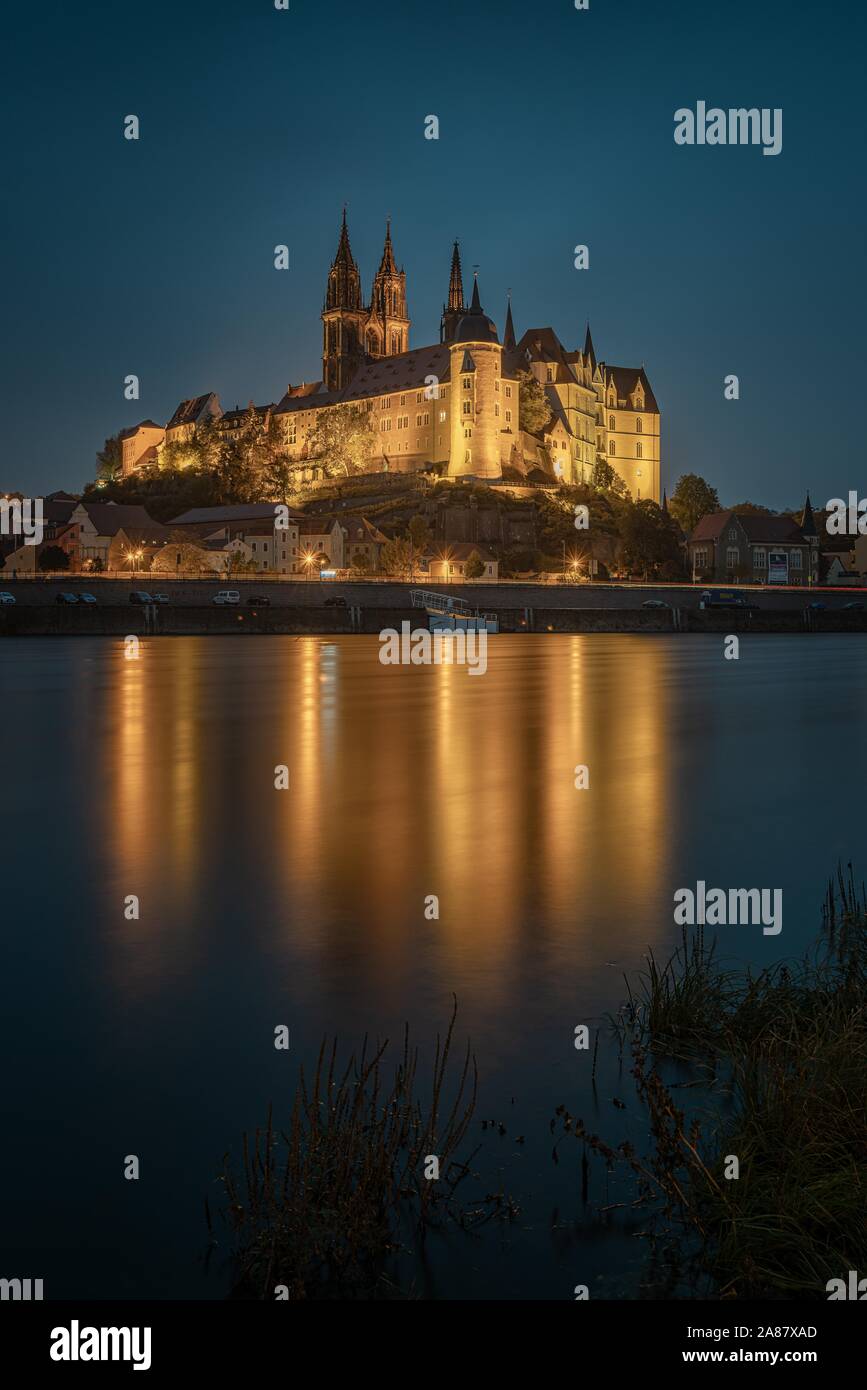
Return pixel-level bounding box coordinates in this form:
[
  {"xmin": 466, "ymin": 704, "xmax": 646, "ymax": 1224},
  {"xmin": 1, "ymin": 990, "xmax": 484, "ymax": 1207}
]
[{"xmin": 1, "ymin": 634, "xmax": 865, "ymax": 1299}]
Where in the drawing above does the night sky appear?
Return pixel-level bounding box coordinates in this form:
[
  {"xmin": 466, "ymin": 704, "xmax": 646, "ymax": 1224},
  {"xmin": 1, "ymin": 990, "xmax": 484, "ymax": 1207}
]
[{"xmin": 4, "ymin": 0, "xmax": 865, "ymax": 504}]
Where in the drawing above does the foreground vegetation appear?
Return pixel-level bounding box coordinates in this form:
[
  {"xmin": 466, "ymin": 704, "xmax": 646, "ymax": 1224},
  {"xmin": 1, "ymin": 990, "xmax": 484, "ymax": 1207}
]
[
  {"xmin": 211, "ymin": 1002, "xmax": 519, "ymax": 1299},
  {"xmin": 596, "ymin": 866, "xmax": 867, "ymax": 1298}
]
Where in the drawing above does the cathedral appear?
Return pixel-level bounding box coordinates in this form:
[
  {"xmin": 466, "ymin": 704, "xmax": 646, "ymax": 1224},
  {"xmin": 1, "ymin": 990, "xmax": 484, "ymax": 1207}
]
[
  {"xmin": 272, "ymin": 213, "xmax": 661, "ymax": 500},
  {"xmin": 121, "ymin": 213, "xmax": 661, "ymax": 501}
]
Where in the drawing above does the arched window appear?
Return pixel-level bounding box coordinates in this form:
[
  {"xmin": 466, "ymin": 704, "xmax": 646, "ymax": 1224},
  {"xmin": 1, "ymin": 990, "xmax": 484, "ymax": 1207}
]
[
  {"xmin": 636, "ymin": 442, "xmax": 642, "ymax": 458},
  {"xmin": 609, "ymin": 415, "xmax": 615, "ymax": 430},
  {"xmin": 636, "ymin": 417, "xmax": 642, "ymax": 432},
  {"xmin": 610, "ymin": 440, "xmax": 616, "ymax": 455}
]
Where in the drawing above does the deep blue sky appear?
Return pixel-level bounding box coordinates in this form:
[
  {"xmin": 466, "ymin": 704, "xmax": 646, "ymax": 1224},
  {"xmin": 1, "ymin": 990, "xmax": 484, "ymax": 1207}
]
[{"xmin": 4, "ymin": 0, "xmax": 865, "ymax": 505}]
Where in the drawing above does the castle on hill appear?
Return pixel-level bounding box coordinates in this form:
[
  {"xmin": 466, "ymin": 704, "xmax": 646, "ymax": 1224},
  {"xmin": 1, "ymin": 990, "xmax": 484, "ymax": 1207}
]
[{"xmin": 120, "ymin": 214, "xmax": 661, "ymax": 501}]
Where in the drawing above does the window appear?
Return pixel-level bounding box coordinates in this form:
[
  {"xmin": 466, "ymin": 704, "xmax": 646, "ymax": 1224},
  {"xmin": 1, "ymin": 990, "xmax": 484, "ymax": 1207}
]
[
  {"xmin": 636, "ymin": 442, "xmax": 642, "ymax": 458},
  {"xmin": 753, "ymin": 548, "xmax": 767, "ymax": 566},
  {"xmin": 383, "ymin": 396, "xmax": 391, "ymax": 409},
  {"xmin": 546, "ymin": 366, "xmax": 554, "ymax": 382},
  {"xmin": 495, "ymin": 404, "xmax": 500, "ymax": 417},
  {"xmin": 463, "ymin": 377, "xmax": 472, "ymax": 390},
  {"xmin": 609, "ymin": 415, "xmax": 615, "ymax": 430},
  {"xmin": 729, "ymin": 529, "xmax": 737, "ymax": 541},
  {"xmin": 439, "ymin": 410, "xmax": 446, "ymax": 423},
  {"xmin": 462, "ymin": 400, "xmax": 472, "ymax": 415},
  {"xmin": 505, "ymin": 410, "xmax": 512, "ymax": 424},
  {"xmin": 694, "ymin": 548, "xmax": 708, "ymax": 569},
  {"xmin": 726, "ymin": 547, "xmax": 739, "ymax": 568},
  {"xmin": 416, "ymin": 414, "xmax": 422, "ymax": 427},
  {"xmin": 791, "ymin": 549, "xmax": 802, "ymax": 569},
  {"xmin": 400, "ymin": 395, "xmax": 406, "ymax": 406},
  {"xmin": 610, "ymin": 440, "xmax": 616, "ymax": 455},
  {"xmin": 416, "ymin": 392, "xmax": 423, "ymax": 403},
  {"xmin": 505, "ymin": 385, "xmax": 512, "ymax": 398},
  {"xmin": 495, "ymin": 381, "xmax": 500, "ymax": 392},
  {"xmin": 636, "ymin": 418, "xmax": 642, "ymax": 433},
  {"xmin": 464, "ymin": 427, "xmax": 472, "ymax": 438}
]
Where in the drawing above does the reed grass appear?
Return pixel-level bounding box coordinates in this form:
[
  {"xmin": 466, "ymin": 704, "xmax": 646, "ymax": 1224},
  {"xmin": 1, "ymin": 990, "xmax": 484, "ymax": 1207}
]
[
  {"xmin": 213, "ymin": 998, "xmax": 482, "ymax": 1299},
  {"xmin": 607, "ymin": 864, "xmax": 867, "ymax": 1297}
]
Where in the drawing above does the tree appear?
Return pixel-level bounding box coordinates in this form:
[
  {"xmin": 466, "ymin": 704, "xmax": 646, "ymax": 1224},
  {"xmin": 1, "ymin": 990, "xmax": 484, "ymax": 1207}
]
[
  {"xmin": 592, "ymin": 456, "xmax": 629, "ymax": 499},
  {"xmin": 517, "ymin": 370, "xmax": 550, "ymax": 435},
  {"xmin": 380, "ymin": 537, "xmax": 413, "ymax": 578},
  {"xmin": 464, "ymin": 550, "xmax": 485, "ymax": 580},
  {"xmin": 727, "ymin": 501, "xmax": 772, "ymax": 515},
  {"xmin": 618, "ymin": 499, "xmax": 683, "ymax": 580},
  {"xmin": 407, "ymin": 514, "xmax": 431, "ymax": 552},
  {"xmin": 309, "ymin": 405, "xmax": 376, "ymax": 477},
  {"xmin": 669, "ymin": 473, "xmax": 720, "ymax": 535},
  {"xmin": 96, "ymin": 435, "xmax": 123, "ymax": 483},
  {"xmin": 38, "ymin": 545, "xmax": 70, "ymax": 571}
]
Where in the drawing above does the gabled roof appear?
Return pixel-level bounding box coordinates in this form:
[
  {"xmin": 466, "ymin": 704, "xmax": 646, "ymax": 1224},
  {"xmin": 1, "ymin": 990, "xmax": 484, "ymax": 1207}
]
[
  {"xmin": 166, "ymin": 393, "xmax": 220, "ymax": 430},
  {"xmin": 689, "ymin": 510, "xmax": 808, "ymax": 544},
  {"xmin": 298, "ymin": 516, "xmax": 341, "ymax": 536},
  {"xmin": 74, "ymin": 501, "xmax": 164, "ymax": 536},
  {"xmin": 340, "ymin": 516, "xmax": 388, "ymax": 544},
  {"xmin": 602, "ymin": 366, "xmax": 658, "ymax": 413},
  {"xmin": 273, "ymin": 383, "xmax": 338, "ymax": 415},
  {"xmin": 119, "ymin": 420, "xmax": 164, "ymax": 438},
  {"xmin": 340, "ymin": 343, "xmax": 452, "ymax": 400},
  {"xmin": 168, "ymin": 504, "xmax": 302, "ymax": 526}
]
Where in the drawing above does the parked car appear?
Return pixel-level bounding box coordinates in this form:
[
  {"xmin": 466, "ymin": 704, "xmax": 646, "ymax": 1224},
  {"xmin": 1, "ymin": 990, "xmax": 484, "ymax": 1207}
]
[
  {"xmin": 56, "ymin": 592, "xmax": 79, "ymax": 604},
  {"xmin": 79, "ymin": 593, "xmax": 97, "ymax": 604},
  {"xmin": 700, "ymin": 589, "xmax": 760, "ymax": 611},
  {"xmin": 212, "ymin": 590, "xmax": 240, "ymax": 606},
  {"xmin": 245, "ymin": 594, "xmax": 271, "ymax": 606},
  {"xmin": 151, "ymin": 593, "xmax": 170, "ymax": 605},
  {"xmin": 0, "ymin": 592, "xmax": 16, "ymax": 605},
  {"xmin": 841, "ymin": 601, "xmax": 864, "ymax": 611},
  {"xmin": 642, "ymin": 599, "xmax": 670, "ymax": 609},
  {"xmin": 324, "ymin": 595, "xmax": 348, "ymax": 608},
  {"xmin": 806, "ymin": 601, "xmax": 827, "ymax": 612},
  {"xmin": 129, "ymin": 591, "xmax": 153, "ymax": 604}
]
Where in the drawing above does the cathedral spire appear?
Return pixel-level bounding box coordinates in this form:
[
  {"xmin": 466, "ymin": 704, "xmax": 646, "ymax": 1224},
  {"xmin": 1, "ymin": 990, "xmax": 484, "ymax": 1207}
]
[
  {"xmin": 325, "ymin": 207, "xmax": 362, "ymax": 310},
  {"xmin": 377, "ymin": 218, "xmax": 398, "ymax": 276},
  {"xmin": 583, "ymin": 322, "xmax": 596, "ymax": 370},
  {"xmin": 503, "ymin": 294, "xmax": 516, "ymax": 350},
  {"xmin": 441, "ymin": 240, "xmax": 466, "ymax": 343},
  {"xmin": 448, "ymin": 241, "xmax": 464, "ymax": 311}
]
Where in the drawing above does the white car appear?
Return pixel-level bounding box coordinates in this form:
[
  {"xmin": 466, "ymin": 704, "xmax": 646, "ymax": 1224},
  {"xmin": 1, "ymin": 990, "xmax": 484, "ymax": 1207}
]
[
  {"xmin": 212, "ymin": 590, "xmax": 240, "ymax": 606},
  {"xmin": 0, "ymin": 592, "xmax": 16, "ymax": 604}
]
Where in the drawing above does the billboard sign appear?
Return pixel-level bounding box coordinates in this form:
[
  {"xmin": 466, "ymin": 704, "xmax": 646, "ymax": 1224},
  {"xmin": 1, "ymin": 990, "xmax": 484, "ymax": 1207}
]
[{"xmin": 767, "ymin": 550, "xmax": 789, "ymax": 584}]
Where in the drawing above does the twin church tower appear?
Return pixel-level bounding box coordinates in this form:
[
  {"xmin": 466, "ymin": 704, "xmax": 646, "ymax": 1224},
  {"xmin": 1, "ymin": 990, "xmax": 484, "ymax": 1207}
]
[{"xmin": 322, "ymin": 211, "xmax": 479, "ymax": 392}]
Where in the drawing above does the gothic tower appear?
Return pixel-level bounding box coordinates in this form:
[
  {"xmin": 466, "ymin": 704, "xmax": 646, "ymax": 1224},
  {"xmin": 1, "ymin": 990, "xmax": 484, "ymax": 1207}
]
[
  {"xmin": 322, "ymin": 210, "xmax": 367, "ymax": 391},
  {"xmin": 440, "ymin": 241, "xmax": 465, "ymax": 343},
  {"xmin": 448, "ymin": 276, "xmax": 503, "ymax": 480},
  {"xmin": 367, "ymin": 220, "xmax": 410, "ymax": 359}
]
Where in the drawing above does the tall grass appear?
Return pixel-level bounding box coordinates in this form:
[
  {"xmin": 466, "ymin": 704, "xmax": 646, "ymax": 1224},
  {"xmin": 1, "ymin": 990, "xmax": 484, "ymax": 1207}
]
[
  {"xmin": 609, "ymin": 865, "xmax": 867, "ymax": 1297},
  {"xmin": 212, "ymin": 999, "xmax": 482, "ymax": 1299}
]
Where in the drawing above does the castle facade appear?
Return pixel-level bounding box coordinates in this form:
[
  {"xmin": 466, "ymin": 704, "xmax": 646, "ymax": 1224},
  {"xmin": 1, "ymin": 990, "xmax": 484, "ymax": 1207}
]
[{"xmin": 121, "ymin": 214, "xmax": 661, "ymax": 501}]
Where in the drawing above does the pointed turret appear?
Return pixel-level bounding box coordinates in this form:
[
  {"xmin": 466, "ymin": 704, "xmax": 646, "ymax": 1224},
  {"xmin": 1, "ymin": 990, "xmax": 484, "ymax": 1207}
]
[
  {"xmin": 369, "ymin": 218, "xmax": 410, "ymax": 356},
  {"xmin": 800, "ymin": 491, "xmax": 818, "ymax": 539},
  {"xmin": 321, "ymin": 208, "xmax": 366, "ymax": 389},
  {"xmin": 441, "ymin": 240, "xmax": 466, "ymax": 343},
  {"xmin": 503, "ymin": 296, "xmax": 516, "ymax": 351},
  {"xmin": 324, "ymin": 208, "xmax": 362, "ymax": 310},
  {"xmin": 469, "ymin": 274, "xmax": 482, "ymax": 314},
  {"xmin": 448, "ymin": 241, "xmax": 464, "ymax": 310},
  {"xmin": 377, "ymin": 218, "xmax": 398, "ymax": 276},
  {"xmin": 583, "ymin": 322, "xmax": 596, "ymax": 370}
]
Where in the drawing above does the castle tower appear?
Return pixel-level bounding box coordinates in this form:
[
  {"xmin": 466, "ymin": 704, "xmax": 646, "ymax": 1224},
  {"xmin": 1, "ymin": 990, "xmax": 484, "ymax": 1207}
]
[
  {"xmin": 367, "ymin": 220, "xmax": 410, "ymax": 359},
  {"xmin": 441, "ymin": 241, "xmax": 465, "ymax": 343},
  {"xmin": 448, "ymin": 276, "xmax": 503, "ymax": 480},
  {"xmin": 322, "ymin": 210, "xmax": 368, "ymax": 390}
]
